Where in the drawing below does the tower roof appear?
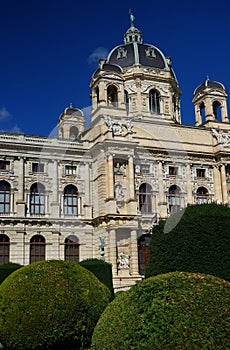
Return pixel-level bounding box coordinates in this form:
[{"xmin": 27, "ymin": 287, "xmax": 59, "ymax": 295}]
[{"xmin": 194, "ymin": 77, "xmax": 225, "ymax": 95}]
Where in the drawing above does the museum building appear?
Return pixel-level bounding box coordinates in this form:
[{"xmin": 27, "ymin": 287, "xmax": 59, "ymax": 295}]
[{"xmin": 0, "ymin": 16, "xmax": 230, "ymax": 289}]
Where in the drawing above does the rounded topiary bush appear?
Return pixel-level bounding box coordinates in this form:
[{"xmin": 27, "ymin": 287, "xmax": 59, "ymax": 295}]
[
  {"xmin": 0, "ymin": 260, "xmax": 111, "ymax": 350},
  {"xmin": 91, "ymin": 272, "xmax": 230, "ymax": 350}
]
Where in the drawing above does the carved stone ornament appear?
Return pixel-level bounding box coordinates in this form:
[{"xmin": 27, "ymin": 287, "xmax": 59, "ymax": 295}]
[
  {"xmin": 212, "ymin": 129, "xmax": 230, "ymax": 148},
  {"xmin": 104, "ymin": 116, "xmax": 133, "ymax": 136},
  {"xmin": 117, "ymin": 251, "xmax": 130, "ymax": 269}
]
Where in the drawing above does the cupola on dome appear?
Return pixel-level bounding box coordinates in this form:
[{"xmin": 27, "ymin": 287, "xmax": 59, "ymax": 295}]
[{"xmin": 98, "ymin": 12, "xmax": 171, "ymax": 72}]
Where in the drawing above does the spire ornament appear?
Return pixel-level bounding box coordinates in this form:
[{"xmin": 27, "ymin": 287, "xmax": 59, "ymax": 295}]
[{"xmin": 129, "ymin": 9, "xmax": 135, "ymax": 27}]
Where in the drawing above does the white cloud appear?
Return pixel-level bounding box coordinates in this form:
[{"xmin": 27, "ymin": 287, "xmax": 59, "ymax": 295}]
[
  {"xmin": 9, "ymin": 125, "xmax": 23, "ymax": 134},
  {"xmin": 88, "ymin": 47, "xmax": 109, "ymax": 64},
  {"xmin": 0, "ymin": 106, "xmax": 11, "ymax": 121}
]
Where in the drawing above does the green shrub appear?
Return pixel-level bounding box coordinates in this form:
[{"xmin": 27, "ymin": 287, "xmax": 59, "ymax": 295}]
[
  {"xmin": 0, "ymin": 262, "xmax": 22, "ymax": 284},
  {"xmin": 79, "ymin": 259, "xmax": 114, "ymax": 299},
  {"xmin": 0, "ymin": 260, "xmax": 111, "ymax": 350},
  {"xmin": 146, "ymin": 203, "xmax": 230, "ymax": 281},
  {"xmin": 91, "ymin": 272, "xmax": 230, "ymax": 350}
]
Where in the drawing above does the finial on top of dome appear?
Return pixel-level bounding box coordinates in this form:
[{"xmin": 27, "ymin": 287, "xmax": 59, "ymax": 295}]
[{"xmin": 129, "ymin": 9, "xmax": 135, "ymax": 27}]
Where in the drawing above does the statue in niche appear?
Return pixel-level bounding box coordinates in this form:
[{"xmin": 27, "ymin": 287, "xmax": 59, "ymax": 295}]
[
  {"xmin": 114, "ymin": 162, "xmax": 126, "ymax": 175},
  {"xmin": 115, "ymin": 183, "xmax": 124, "ymax": 201},
  {"xmin": 117, "ymin": 251, "xmax": 130, "ymax": 269}
]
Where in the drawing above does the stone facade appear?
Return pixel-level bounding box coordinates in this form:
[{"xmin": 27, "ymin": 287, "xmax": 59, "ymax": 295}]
[{"xmin": 0, "ymin": 18, "xmax": 230, "ymax": 289}]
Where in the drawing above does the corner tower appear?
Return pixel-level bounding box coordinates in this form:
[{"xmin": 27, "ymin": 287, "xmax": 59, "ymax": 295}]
[
  {"xmin": 193, "ymin": 77, "xmax": 229, "ymax": 126},
  {"xmin": 90, "ymin": 13, "xmax": 181, "ymax": 124}
]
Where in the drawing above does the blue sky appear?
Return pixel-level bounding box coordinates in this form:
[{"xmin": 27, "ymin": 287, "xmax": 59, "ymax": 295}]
[{"xmin": 0, "ymin": 0, "xmax": 229, "ymax": 136}]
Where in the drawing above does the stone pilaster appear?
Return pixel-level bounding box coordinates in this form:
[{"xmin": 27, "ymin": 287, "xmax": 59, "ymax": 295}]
[
  {"xmin": 213, "ymin": 165, "xmax": 222, "ymax": 203},
  {"xmin": 157, "ymin": 161, "xmax": 167, "ymax": 218},
  {"xmin": 16, "ymin": 157, "xmax": 26, "ymax": 217},
  {"xmin": 186, "ymin": 163, "xmax": 193, "ymax": 204},
  {"xmin": 220, "ymin": 164, "xmax": 228, "ymax": 203},
  {"xmin": 107, "ymin": 154, "xmax": 114, "ymax": 199},
  {"xmin": 109, "ymin": 229, "xmax": 117, "ymax": 277},
  {"xmin": 130, "ymin": 230, "xmax": 139, "ymax": 275}
]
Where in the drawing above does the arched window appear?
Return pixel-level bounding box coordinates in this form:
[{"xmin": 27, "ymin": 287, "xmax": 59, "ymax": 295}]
[
  {"xmin": 30, "ymin": 234, "xmax": 45, "ymax": 263},
  {"xmin": 0, "ymin": 181, "xmax": 10, "ymax": 214},
  {"xmin": 168, "ymin": 185, "xmax": 181, "ymax": 213},
  {"xmin": 0, "ymin": 234, "xmax": 10, "ymax": 264},
  {"xmin": 124, "ymin": 90, "xmax": 129, "ymax": 113},
  {"xmin": 107, "ymin": 85, "xmax": 118, "ymax": 107},
  {"xmin": 138, "ymin": 234, "xmax": 151, "ymax": 276},
  {"xmin": 149, "ymin": 89, "xmax": 160, "ymax": 114},
  {"xmin": 199, "ymin": 102, "xmax": 206, "ymax": 123},
  {"xmin": 63, "ymin": 185, "xmax": 79, "ymax": 216},
  {"xmin": 30, "ymin": 183, "xmax": 45, "ymax": 215},
  {"xmin": 139, "ymin": 183, "xmax": 152, "ymax": 214},
  {"xmin": 64, "ymin": 235, "xmax": 79, "ymax": 263},
  {"xmin": 213, "ymin": 101, "xmax": 222, "ymax": 121},
  {"xmin": 69, "ymin": 126, "xmax": 79, "ymax": 139},
  {"xmin": 196, "ymin": 187, "xmax": 209, "ymax": 204}
]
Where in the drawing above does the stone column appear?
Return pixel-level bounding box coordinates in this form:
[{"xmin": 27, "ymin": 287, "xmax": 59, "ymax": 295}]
[
  {"xmin": 205, "ymin": 97, "xmax": 214, "ymax": 121},
  {"xmin": 220, "ymin": 164, "xmax": 228, "ymax": 203},
  {"xmin": 16, "ymin": 157, "xmax": 26, "ymax": 217},
  {"xmin": 186, "ymin": 163, "xmax": 193, "ymax": 204},
  {"xmin": 109, "ymin": 229, "xmax": 117, "ymax": 277},
  {"xmin": 50, "ymin": 160, "xmax": 59, "ymax": 217},
  {"xmin": 99, "ymin": 81, "xmax": 106, "ymax": 105},
  {"xmin": 130, "ymin": 230, "xmax": 139, "ymax": 275},
  {"xmin": 195, "ymin": 106, "xmax": 202, "ymax": 126},
  {"xmin": 157, "ymin": 161, "xmax": 167, "ymax": 218},
  {"xmin": 118, "ymin": 88, "xmax": 125, "ymax": 108},
  {"xmin": 107, "ymin": 154, "xmax": 114, "ymax": 199},
  {"xmin": 221, "ymin": 100, "xmax": 229, "ymax": 122},
  {"xmin": 136, "ymin": 78, "xmax": 142, "ymax": 114},
  {"xmin": 213, "ymin": 165, "xmax": 222, "ymax": 203},
  {"xmin": 84, "ymin": 162, "xmax": 92, "ymax": 218},
  {"xmin": 128, "ymin": 156, "xmax": 135, "ymax": 200}
]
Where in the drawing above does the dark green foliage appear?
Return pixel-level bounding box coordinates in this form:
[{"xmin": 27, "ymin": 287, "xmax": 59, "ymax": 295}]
[
  {"xmin": 0, "ymin": 263, "xmax": 22, "ymax": 284},
  {"xmin": 90, "ymin": 272, "xmax": 230, "ymax": 350},
  {"xmin": 0, "ymin": 260, "xmax": 110, "ymax": 350},
  {"xmin": 145, "ymin": 203, "xmax": 230, "ymax": 281},
  {"xmin": 79, "ymin": 258, "xmax": 114, "ymax": 299}
]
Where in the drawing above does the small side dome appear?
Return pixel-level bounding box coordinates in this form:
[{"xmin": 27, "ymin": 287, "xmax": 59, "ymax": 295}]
[
  {"xmin": 58, "ymin": 104, "xmax": 85, "ymax": 139},
  {"xmin": 60, "ymin": 104, "xmax": 84, "ymax": 119},
  {"xmin": 194, "ymin": 77, "xmax": 225, "ymax": 96}
]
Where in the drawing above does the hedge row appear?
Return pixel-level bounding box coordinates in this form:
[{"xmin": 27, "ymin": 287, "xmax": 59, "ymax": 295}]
[{"xmin": 146, "ymin": 203, "xmax": 230, "ymax": 281}]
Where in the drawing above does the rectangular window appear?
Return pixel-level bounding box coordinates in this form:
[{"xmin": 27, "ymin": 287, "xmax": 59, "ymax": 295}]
[
  {"xmin": 32, "ymin": 163, "xmax": 44, "ymax": 173},
  {"xmin": 140, "ymin": 164, "xmax": 150, "ymax": 174},
  {"xmin": 169, "ymin": 166, "xmax": 178, "ymax": 176},
  {"xmin": 65, "ymin": 165, "xmax": 77, "ymax": 175},
  {"xmin": 196, "ymin": 169, "xmax": 205, "ymax": 178},
  {"xmin": 0, "ymin": 161, "xmax": 10, "ymax": 171}
]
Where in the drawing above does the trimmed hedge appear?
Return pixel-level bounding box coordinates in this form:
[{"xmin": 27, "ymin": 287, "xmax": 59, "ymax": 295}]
[
  {"xmin": 0, "ymin": 260, "xmax": 110, "ymax": 350},
  {"xmin": 146, "ymin": 203, "xmax": 230, "ymax": 281},
  {"xmin": 79, "ymin": 259, "xmax": 114, "ymax": 299},
  {"xmin": 90, "ymin": 272, "xmax": 230, "ymax": 350},
  {"xmin": 0, "ymin": 263, "xmax": 22, "ymax": 284}
]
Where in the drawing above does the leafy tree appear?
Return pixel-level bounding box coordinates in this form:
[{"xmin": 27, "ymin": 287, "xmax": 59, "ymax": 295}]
[
  {"xmin": 91, "ymin": 272, "xmax": 230, "ymax": 350},
  {"xmin": 145, "ymin": 203, "xmax": 230, "ymax": 281},
  {"xmin": 0, "ymin": 260, "xmax": 110, "ymax": 350}
]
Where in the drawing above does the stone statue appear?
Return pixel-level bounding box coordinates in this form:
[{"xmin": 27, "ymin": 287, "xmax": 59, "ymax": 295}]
[
  {"xmin": 129, "ymin": 9, "xmax": 135, "ymax": 27},
  {"xmin": 117, "ymin": 251, "xmax": 130, "ymax": 269}
]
